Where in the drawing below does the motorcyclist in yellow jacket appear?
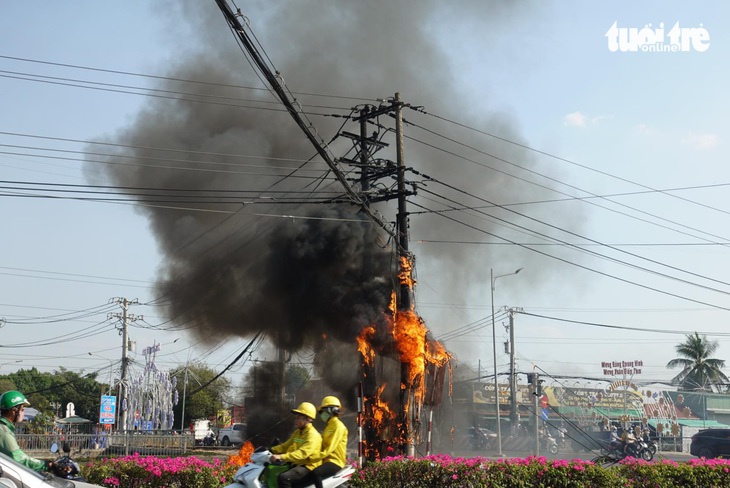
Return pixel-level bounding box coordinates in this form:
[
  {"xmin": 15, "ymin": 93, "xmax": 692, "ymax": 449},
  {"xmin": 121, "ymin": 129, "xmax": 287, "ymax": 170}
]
[
  {"xmin": 308, "ymin": 396, "xmax": 349, "ymax": 488},
  {"xmin": 0, "ymin": 390, "xmax": 54, "ymax": 473},
  {"xmin": 270, "ymin": 402, "xmax": 322, "ymax": 488}
]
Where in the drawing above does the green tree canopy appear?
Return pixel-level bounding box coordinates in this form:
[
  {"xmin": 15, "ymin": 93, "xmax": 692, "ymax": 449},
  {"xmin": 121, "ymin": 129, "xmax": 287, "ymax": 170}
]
[
  {"xmin": 171, "ymin": 363, "xmax": 232, "ymax": 430},
  {"xmin": 5, "ymin": 367, "xmax": 102, "ymax": 420},
  {"xmin": 667, "ymin": 332, "xmax": 729, "ymax": 391}
]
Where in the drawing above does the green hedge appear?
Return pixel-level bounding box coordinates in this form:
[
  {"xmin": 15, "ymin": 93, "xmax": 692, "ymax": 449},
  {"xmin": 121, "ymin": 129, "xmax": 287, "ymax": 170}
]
[
  {"xmin": 348, "ymin": 455, "xmax": 730, "ymax": 488},
  {"xmin": 81, "ymin": 453, "xmax": 730, "ymax": 488}
]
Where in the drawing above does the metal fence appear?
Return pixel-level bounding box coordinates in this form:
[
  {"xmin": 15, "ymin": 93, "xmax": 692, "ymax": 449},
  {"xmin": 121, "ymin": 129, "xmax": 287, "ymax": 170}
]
[{"xmin": 16, "ymin": 432, "xmax": 201, "ymax": 459}]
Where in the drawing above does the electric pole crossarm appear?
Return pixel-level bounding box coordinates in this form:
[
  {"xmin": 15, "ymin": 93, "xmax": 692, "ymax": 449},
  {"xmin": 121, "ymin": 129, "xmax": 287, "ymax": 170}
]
[
  {"xmin": 340, "ymin": 131, "xmax": 389, "ymax": 149},
  {"xmin": 366, "ymin": 190, "xmax": 416, "ymax": 205}
]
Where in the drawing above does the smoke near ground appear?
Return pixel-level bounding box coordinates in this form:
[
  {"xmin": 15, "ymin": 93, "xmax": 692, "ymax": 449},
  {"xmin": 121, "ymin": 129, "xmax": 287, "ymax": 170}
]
[{"xmin": 84, "ymin": 1, "xmax": 576, "ymax": 429}]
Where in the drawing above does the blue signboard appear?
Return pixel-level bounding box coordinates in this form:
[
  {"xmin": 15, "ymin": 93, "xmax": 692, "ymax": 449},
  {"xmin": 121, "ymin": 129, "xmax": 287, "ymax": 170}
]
[
  {"xmin": 99, "ymin": 395, "xmax": 116, "ymax": 425},
  {"xmin": 541, "ymin": 408, "xmax": 549, "ymax": 420}
]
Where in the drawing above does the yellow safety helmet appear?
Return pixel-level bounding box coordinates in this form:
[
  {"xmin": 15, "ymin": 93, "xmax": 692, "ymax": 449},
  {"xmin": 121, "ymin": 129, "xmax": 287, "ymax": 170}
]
[
  {"xmin": 291, "ymin": 402, "xmax": 317, "ymax": 420},
  {"xmin": 319, "ymin": 396, "xmax": 342, "ymax": 410}
]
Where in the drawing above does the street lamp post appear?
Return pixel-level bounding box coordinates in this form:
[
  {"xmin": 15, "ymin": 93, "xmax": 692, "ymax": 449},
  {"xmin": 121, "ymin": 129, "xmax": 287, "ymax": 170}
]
[
  {"xmin": 88, "ymin": 353, "xmax": 114, "ymax": 394},
  {"xmin": 0, "ymin": 360, "xmax": 23, "ymax": 372},
  {"xmin": 491, "ymin": 267, "xmax": 523, "ymax": 457}
]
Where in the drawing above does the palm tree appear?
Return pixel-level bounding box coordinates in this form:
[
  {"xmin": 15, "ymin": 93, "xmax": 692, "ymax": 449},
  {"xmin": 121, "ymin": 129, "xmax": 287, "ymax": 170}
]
[{"xmin": 667, "ymin": 332, "xmax": 729, "ymax": 391}]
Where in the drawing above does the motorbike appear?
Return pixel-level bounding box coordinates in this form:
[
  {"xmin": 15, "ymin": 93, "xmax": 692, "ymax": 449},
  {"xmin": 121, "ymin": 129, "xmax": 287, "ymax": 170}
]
[
  {"xmin": 469, "ymin": 426, "xmax": 497, "ymax": 450},
  {"xmin": 642, "ymin": 433, "xmax": 658, "ymax": 455},
  {"xmin": 634, "ymin": 439, "xmax": 654, "ymax": 461},
  {"xmin": 49, "ymin": 442, "xmax": 85, "ymax": 481},
  {"xmin": 203, "ymin": 430, "xmax": 218, "ymax": 446},
  {"xmin": 223, "ymin": 446, "xmax": 355, "ymax": 488},
  {"xmin": 539, "ymin": 433, "xmax": 559, "ymax": 455},
  {"xmin": 599, "ymin": 438, "xmax": 653, "ymax": 462}
]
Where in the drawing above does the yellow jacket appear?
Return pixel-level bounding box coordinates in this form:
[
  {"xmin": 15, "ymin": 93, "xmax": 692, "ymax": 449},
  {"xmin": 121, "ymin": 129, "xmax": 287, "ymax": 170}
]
[
  {"xmin": 315, "ymin": 417, "xmax": 348, "ymax": 468},
  {"xmin": 271, "ymin": 423, "xmax": 322, "ymax": 470}
]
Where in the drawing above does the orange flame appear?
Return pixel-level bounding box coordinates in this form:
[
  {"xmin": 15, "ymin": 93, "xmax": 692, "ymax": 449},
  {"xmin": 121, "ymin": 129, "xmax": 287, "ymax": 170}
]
[
  {"xmin": 390, "ymin": 300, "xmax": 450, "ymax": 405},
  {"xmin": 369, "ymin": 385, "xmax": 394, "ymax": 425},
  {"xmin": 357, "ymin": 253, "xmax": 452, "ymax": 459},
  {"xmin": 398, "ymin": 255, "xmax": 415, "ymax": 289},
  {"xmin": 362, "ymin": 384, "xmax": 400, "ymax": 458},
  {"xmin": 227, "ymin": 441, "xmax": 254, "ymax": 466},
  {"xmin": 356, "ymin": 326, "xmax": 376, "ymax": 366}
]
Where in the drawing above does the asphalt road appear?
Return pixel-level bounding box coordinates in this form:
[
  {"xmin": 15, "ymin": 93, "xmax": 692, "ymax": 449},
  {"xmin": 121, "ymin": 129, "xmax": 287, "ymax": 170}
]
[{"xmin": 447, "ymin": 447, "xmax": 695, "ymax": 463}]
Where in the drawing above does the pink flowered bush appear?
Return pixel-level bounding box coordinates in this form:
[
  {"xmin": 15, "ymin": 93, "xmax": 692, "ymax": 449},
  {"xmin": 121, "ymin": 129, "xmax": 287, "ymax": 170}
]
[
  {"xmin": 82, "ymin": 452, "xmax": 730, "ymax": 488},
  {"xmin": 83, "ymin": 453, "xmax": 238, "ymax": 488},
  {"xmin": 349, "ymin": 454, "xmax": 730, "ymax": 488},
  {"xmin": 349, "ymin": 455, "xmax": 621, "ymax": 487}
]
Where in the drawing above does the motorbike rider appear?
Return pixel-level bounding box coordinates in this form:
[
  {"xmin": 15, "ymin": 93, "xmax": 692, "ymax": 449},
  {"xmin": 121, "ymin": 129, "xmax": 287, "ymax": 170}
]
[
  {"xmin": 620, "ymin": 428, "xmax": 637, "ymax": 456},
  {"xmin": 0, "ymin": 390, "xmax": 54, "ymax": 473},
  {"xmin": 270, "ymin": 402, "xmax": 322, "ymax": 488},
  {"xmin": 203, "ymin": 426, "xmax": 217, "ymax": 446},
  {"xmin": 307, "ymin": 396, "xmax": 349, "ymax": 488},
  {"xmin": 608, "ymin": 425, "xmax": 621, "ymax": 453}
]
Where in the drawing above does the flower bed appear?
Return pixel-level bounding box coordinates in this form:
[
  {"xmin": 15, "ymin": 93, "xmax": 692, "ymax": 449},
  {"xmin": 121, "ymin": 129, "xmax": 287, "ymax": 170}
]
[
  {"xmin": 81, "ymin": 453, "xmax": 730, "ymax": 488},
  {"xmin": 348, "ymin": 455, "xmax": 730, "ymax": 488},
  {"xmin": 83, "ymin": 453, "xmax": 238, "ymax": 488}
]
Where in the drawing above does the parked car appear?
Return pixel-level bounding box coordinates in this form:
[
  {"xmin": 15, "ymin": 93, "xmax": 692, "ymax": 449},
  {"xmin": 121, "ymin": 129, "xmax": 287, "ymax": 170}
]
[
  {"xmin": 0, "ymin": 451, "xmax": 103, "ymax": 488},
  {"xmin": 218, "ymin": 423, "xmax": 247, "ymax": 446},
  {"xmin": 690, "ymin": 428, "xmax": 730, "ymax": 458}
]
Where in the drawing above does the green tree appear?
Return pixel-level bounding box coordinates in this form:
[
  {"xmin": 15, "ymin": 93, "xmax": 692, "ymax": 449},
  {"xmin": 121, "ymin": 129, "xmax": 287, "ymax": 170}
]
[
  {"xmin": 7, "ymin": 367, "xmax": 102, "ymax": 420},
  {"xmin": 171, "ymin": 363, "xmax": 232, "ymax": 430},
  {"xmin": 667, "ymin": 332, "xmax": 729, "ymax": 391},
  {"xmin": 285, "ymin": 364, "xmax": 310, "ymax": 398},
  {"xmin": 0, "ymin": 377, "xmax": 17, "ymax": 394}
]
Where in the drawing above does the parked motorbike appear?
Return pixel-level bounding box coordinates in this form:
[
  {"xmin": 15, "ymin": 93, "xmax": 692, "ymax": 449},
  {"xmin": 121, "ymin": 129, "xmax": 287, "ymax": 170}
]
[
  {"xmin": 49, "ymin": 442, "xmax": 85, "ymax": 481},
  {"xmin": 223, "ymin": 446, "xmax": 355, "ymax": 488},
  {"xmin": 203, "ymin": 430, "xmax": 218, "ymax": 447}
]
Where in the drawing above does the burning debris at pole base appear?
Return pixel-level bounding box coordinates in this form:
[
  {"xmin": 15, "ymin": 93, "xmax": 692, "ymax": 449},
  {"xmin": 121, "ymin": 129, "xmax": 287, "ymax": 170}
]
[{"xmin": 357, "ymin": 256, "xmax": 451, "ymax": 460}]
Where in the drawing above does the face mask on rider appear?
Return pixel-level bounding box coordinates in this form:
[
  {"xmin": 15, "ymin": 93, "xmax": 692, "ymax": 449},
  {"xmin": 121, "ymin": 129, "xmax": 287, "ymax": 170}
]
[{"xmin": 319, "ymin": 411, "xmax": 331, "ymax": 423}]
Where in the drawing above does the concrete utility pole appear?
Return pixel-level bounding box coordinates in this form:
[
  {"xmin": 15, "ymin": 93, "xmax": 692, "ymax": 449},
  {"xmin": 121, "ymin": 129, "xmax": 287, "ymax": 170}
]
[
  {"xmin": 534, "ymin": 372, "xmax": 540, "ymax": 456},
  {"xmin": 508, "ymin": 307, "xmax": 524, "ymax": 436},
  {"xmin": 394, "ymin": 93, "xmax": 411, "ymax": 311},
  {"xmin": 509, "ymin": 309, "xmax": 518, "ymax": 436},
  {"xmin": 393, "ymin": 92, "xmax": 417, "ymax": 457},
  {"xmin": 491, "ymin": 268, "xmax": 522, "ymax": 456},
  {"xmin": 110, "ymin": 297, "xmax": 141, "ymax": 432}
]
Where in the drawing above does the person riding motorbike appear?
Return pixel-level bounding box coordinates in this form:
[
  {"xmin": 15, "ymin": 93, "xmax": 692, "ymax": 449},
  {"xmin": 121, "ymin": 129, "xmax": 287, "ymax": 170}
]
[
  {"xmin": 306, "ymin": 396, "xmax": 349, "ymax": 488},
  {"xmin": 0, "ymin": 390, "xmax": 55, "ymax": 473},
  {"xmin": 270, "ymin": 402, "xmax": 322, "ymax": 488},
  {"xmin": 608, "ymin": 425, "xmax": 621, "ymax": 454},
  {"xmin": 621, "ymin": 429, "xmax": 637, "ymax": 457}
]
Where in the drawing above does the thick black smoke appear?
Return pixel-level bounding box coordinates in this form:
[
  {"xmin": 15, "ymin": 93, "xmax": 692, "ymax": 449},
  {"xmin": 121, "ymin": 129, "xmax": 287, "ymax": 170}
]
[
  {"xmin": 84, "ymin": 1, "xmax": 574, "ymax": 440},
  {"xmin": 156, "ymin": 207, "xmax": 393, "ymax": 349}
]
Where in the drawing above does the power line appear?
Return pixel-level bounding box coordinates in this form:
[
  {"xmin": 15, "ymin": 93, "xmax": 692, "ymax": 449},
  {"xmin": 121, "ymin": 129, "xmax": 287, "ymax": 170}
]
[
  {"xmin": 518, "ymin": 310, "xmax": 730, "ymax": 337},
  {"xmin": 407, "ymin": 200, "xmax": 730, "ymax": 311},
  {"xmin": 0, "ymin": 54, "xmax": 374, "ymax": 103}
]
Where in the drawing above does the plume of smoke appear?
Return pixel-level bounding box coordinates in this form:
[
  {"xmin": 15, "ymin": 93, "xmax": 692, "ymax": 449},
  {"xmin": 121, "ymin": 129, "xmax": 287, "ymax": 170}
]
[{"xmin": 84, "ymin": 0, "xmax": 573, "ymax": 426}]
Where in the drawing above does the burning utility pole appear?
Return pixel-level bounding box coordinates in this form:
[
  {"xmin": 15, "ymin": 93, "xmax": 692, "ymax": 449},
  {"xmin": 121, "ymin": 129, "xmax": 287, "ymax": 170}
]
[
  {"xmin": 348, "ymin": 94, "xmax": 443, "ymax": 458},
  {"xmin": 394, "ymin": 93, "xmax": 417, "ymax": 456},
  {"xmin": 213, "ymin": 2, "xmax": 449, "ymax": 461}
]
